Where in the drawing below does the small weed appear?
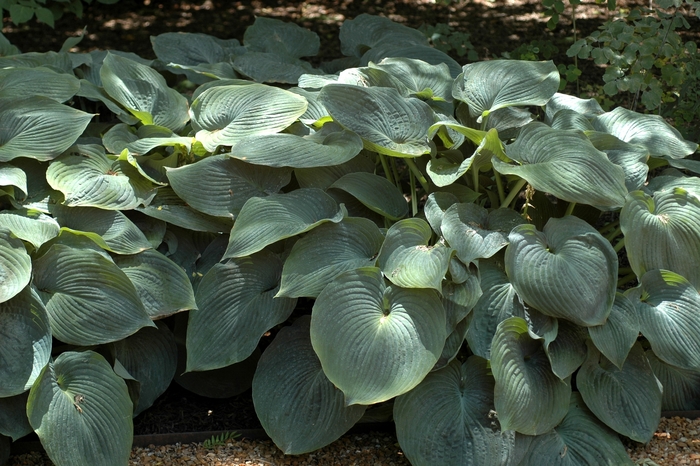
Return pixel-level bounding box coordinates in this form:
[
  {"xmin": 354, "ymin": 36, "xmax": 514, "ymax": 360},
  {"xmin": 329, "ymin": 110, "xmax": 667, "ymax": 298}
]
[{"xmin": 202, "ymin": 431, "xmax": 241, "ymax": 450}]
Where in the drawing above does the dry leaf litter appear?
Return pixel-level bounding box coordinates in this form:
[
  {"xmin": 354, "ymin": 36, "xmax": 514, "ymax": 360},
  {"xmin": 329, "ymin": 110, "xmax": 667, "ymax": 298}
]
[{"xmin": 7, "ymin": 417, "xmax": 700, "ymax": 465}]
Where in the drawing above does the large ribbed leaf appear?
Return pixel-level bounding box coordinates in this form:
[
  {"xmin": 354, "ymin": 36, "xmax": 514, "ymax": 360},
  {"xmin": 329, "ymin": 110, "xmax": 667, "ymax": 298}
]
[
  {"xmin": 50, "ymin": 205, "xmax": 152, "ymax": 254},
  {"xmin": 0, "ymin": 391, "xmax": 32, "ymax": 441},
  {"xmin": 466, "ymin": 256, "xmax": 526, "ymax": 360},
  {"xmin": 0, "ymin": 67, "xmax": 79, "ymax": 102},
  {"xmin": 339, "ymin": 13, "xmax": 427, "ymax": 57},
  {"xmin": 424, "ymin": 191, "xmax": 460, "ymax": 236},
  {"xmin": 175, "ymin": 346, "xmax": 259, "ymax": 398},
  {"xmin": 230, "ymin": 122, "xmax": 363, "ymax": 168},
  {"xmin": 166, "ymin": 155, "xmax": 291, "ymax": 219},
  {"xmin": 442, "ymin": 203, "xmax": 525, "ymax": 265},
  {"xmin": 585, "ymin": 132, "xmax": 649, "ymax": 192},
  {"xmin": 631, "ymin": 270, "xmax": 700, "ymax": 371},
  {"xmin": 252, "ymin": 316, "xmax": 366, "ymax": 455},
  {"xmin": 592, "ymin": 106, "xmax": 697, "ymax": 159},
  {"xmin": 588, "ymin": 293, "xmax": 639, "ymax": 369},
  {"xmin": 0, "ymin": 286, "xmax": 51, "ymax": 397},
  {"xmin": 186, "ymin": 251, "xmax": 296, "ymax": 372},
  {"xmin": 576, "ymin": 342, "xmax": 661, "ymax": 442},
  {"xmin": 113, "ymin": 249, "xmax": 196, "ymax": 319},
  {"xmin": 490, "ymin": 316, "xmax": 571, "ymax": 435},
  {"xmin": 101, "ymin": 53, "xmax": 189, "ymax": 131},
  {"xmin": 223, "ymin": 188, "xmax": 344, "ymax": 259},
  {"xmin": 190, "ymin": 83, "xmax": 307, "ymax": 152},
  {"xmin": 278, "ymin": 217, "xmax": 384, "ymax": 298},
  {"xmin": 621, "ymin": 189, "xmax": 700, "ymax": 289},
  {"xmin": 330, "ymin": 172, "xmax": 408, "ymax": 220},
  {"xmin": 0, "ymin": 162, "xmax": 26, "ymax": 199},
  {"xmin": 377, "ymin": 218, "xmax": 452, "ymax": 291},
  {"xmin": 442, "ymin": 268, "xmax": 481, "ymax": 330},
  {"xmin": 136, "ymin": 187, "xmax": 233, "ymax": 233},
  {"xmin": 0, "ymin": 96, "xmax": 93, "ymax": 162},
  {"xmin": 102, "ymin": 124, "xmax": 193, "ymax": 156},
  {"xmin": 370, "ymin": 57, "xmax": 454, "ymax": 101},
  {"xmin": 493, "ymin": 122, "xmax": 628, "ymax": 209},
  {"xmin": 318, "ymin": 84, "xmax": 435, "ymax": 157},
  {"xmin": 232, "ymin": 52, "xmax": 320, "ymax": 84},
  {"xmin": 244, "ymin": 16, "xmax": 320, "ymax": 57},
  {"xmin": 0, "ymin": 226, "xmax": 32, "ymax": 304},
  {"xmin": 505, "ymin": 216, "xmax": 618, "ymax": 327},
  {"xmin": 32, "ymin": 244, "xmax": 154, "ymax": 346},
  {"xmin": 647, "ymin": 350, "xmax": 700, "ymax": 411},
  {"xmin": 109, "ymin": 322, "xmax": 178, "ymax": 416},
  {"xmin": 47, "ymin": 145, "xmax": 156, "ymax": 210},
  {"xmin": 394, "ymin": 357, "xmax": 515, "ymax": 466},
  {"xmin": 311, "ymin": 267, "xmax": 446, "ymax": 405},
  {"xmin": 545, "ymin": 319, "xmax": 588, "ymax": 380},
  {"xmin": 452, "ymin": 60, "xmax": 559, "ymax": 120},
  {"xmin": 0, "ymin": 209, "xmax": 60, "ymax": 250},
  {"xmin": 517, "ymin": 392, "xmax": 634, "ymax": 466},
  {"xmin": 27, "ymin": 351, "xmax": 133, "ymax": 466}
]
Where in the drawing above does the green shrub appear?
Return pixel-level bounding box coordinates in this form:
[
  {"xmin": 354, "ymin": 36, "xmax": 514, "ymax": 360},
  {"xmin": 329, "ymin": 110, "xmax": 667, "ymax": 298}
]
[
  {"xmin": 0, "ymin": 13, "xmax": 699, "ymax": 466},
  {"xmin": 0, "ymin": 0, "xmax": 119, "ymax": 28}
]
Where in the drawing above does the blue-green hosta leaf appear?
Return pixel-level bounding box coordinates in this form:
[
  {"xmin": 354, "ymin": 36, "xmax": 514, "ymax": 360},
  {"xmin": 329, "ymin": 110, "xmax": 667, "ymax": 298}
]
[
  {"xmin": 76, "ymin": 79, "xmax": 141, "ymax": 125},
  {"xmin": 442, "ymin": 268, "xmax": 481, "ymax": 331},
  {"xmin": 576, "ymin": 342, "xmax": 661, "ymax": 442},
  {"xmin": 136, "ymin": 187, "xmax": 233, "ymax": 234},
  {"xmin": 585, "ymin": 132, "xmax": 649, "ymax": 192},
  {"xmin": 0, "ymin": 162, "xmax": 26, "ymax": 199},
  {"xmin": 505, "ymin": 216, "xmax": 618, "ymax": 327},
  {"xmin": 0, "ymin": 391, "xmax": 32, "ymax": 441},
  {"xmin": 0, "ymin": 226, "xmax": 31, "ymax": 304},
  {"xmin": 311, "ymin": 267, "xmax": 446, "ymax": 405},
  {"xmin": 50, "ymin": 205, "xmax": 152, "ymax": 254},
  {"xmin": 370, "ymin": 57, "xmax": 454, "ymax": 101},
  {"xmin": 27, "ymin": 351, "xmax": 133, "ymax": 466},
  {"xmin": 493, "ymin": 122, "xmax": 628, "ymax": 209},
  {"xmin": 278, "ymin": 217, "xmax": 384, "ymax": 298},
  {"xmin": 289, "ymin": 87, "xmax": 328, "ymax": 125},
  {"xmin": 47, "ymin": 144, "xmax": 156, "ymax": 210},
  {"xmin": 547, "ymin": 109, "xmax": 595, "ymax": 131},
  {"xmin": 377, "ymin": 218, "xmax": 452, "ymax": 291},
  {"xmin": 424, "ymin": 192, "xmax": 460, "ymax": 237},
  {"xmin": 646, "ymin": 350, "xmax": 700, "ymax": 411},
  {"xmin": 453, "ymin": 60, "xmax": 559, "ymax": 120},
  {"xmin": 592, "ymin": 106, "xmax": 698, "ymax": 159},
  {"xmin": 0, "ymin": 96, "xmax": 93, "ymax": 162},
  {"xmin": 244, "ymin": 16, "xmax": 320, "ymax": 57},
  {"xmin": 545, "ymin": 319, "xmax": 588, "ymax": 380},
  {"xmin": 103, "ymin": 123, "xmax": 193, "ymax": 156},
  {"xmin": 33, "ymin": 244, "xmax": 154, "ymax": 346},
  {"xmin": 318, "ymin": 84, "xmax": 435, "ymax": 157},
  {"xmin": 433, "ymin": 316, "xmax": 470, "ymax": 372},
  {"xmin": 230, "ymin": 122, "xmax": 362, "ymax": 168},
  {"xmin": 186, "ymin": 250, "xmax": 296, "ymax": 371},
  {"xmin": 0, "ymin": 209, "xmax": 59, "ymax": 250},
  {"xmin": 190, "ymin": 83, "xmax": 307, "ymax": 152},
  {"xmin": 0, "ymin": 287, "xmax": 51, "ymax": 397},
  {"xmin": 588, "ymin": 293, "xmax": 640, "ymax": 369},
  {"xmin": 360, "ymin": 44, "xmax": 462, "ymax": 78},
  {"xmin": 166, "ymin": 155, "xmax": 291, "ymax": 219},
  {"xmin": 0, "ymin": 67, "xmax": 79, "ymax": 102},
  {"xmin": 223, "ymin": 188, "xmax": 343, "ymax": 259},
  {"xmin": 544, "ymin": 93, "xmax": 605, "ymax": 122},
  {"xmin": 0, "ymin": 51, "xmax": 73, "ymax": 73},
  {"xmin": 330, "ymin": 172, "xmax": 408, "ymax": 220},
  {"xmin": 233, "ymin": 52, "xmax": 321, "ymax": 84},
  {"xmin": 100, "ymin": 53, "xmax": 189, "ymax": 131},
  {"xmin": 109, "ymin": 322, "xmax": 178, "ymax": 415},
  {"xmin": 339, "ymin": 13, "xmax": 427, "ymax": 57},
  {"xmin": 395, "ymin": 357, "xmax": 515, "ymax": 466},
  {"xmin": 517, "ymin": 392, "xmax": 633, "ymax": 466},
  {"xmin": 466, "ymin": 256, "xmax": 526, "ymax": 360},
  {"xmin": 630, "ymin": 270, "xmax": 700, "ymax": 371},
  {"xmin": 294, "ymin": 150, "xmax": 375, "ymax": 190},
  {"xmin": 252, "ymin": 316, "xmax": 366, "ymax": 454},
  {"xmin": 621, "ymin": 189, "xmax": 700, "ymax": 289},
  {"xmin": 442, "ymin": 203, "xmax": 525, "ymax": 265},
  {"xmin": 490, "ymin": 316, "xmax": 571, "ymax": 435},
  {"xmin": 336, "ymin": 66, "xmax": 413, "ymax": 95},
  {"xmin": 175, "ymin": 346, "xmax": 259, "ymax": 398},
  {"xmin": 0, "ymin": 31, "xmax": 20, "ymax": 56},
  {"xmin": 114, "ymin": 249, "xmax": 196, "ymax": 319}
]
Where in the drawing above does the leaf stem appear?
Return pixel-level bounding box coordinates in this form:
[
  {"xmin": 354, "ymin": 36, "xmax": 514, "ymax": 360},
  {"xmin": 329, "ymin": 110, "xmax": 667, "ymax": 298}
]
[
  {"xmin": 390, "ymin": 158, "xmax": 402, "ymax": 191},
  {"xmin": 565, "ymin": 202, "xmax": 576, "ymax": 216},
  {"xmin": 617, "ymin": 272, "xmax": 638, "ymax": 288},
  {"xmin": 494, "ymin": 171, "xmax": 506, "ymax": 206},
  {"xmin": 605, "ymin": 226, "xmax": 623, "ymax": 242},
  {"xmin": 409, "ymin": 169, "xmax": 418, "ymax": 217},
  {"xmin": 379, "ymin": 154, "xmax": 395, "ymax": 186},
  {"xmin": 613, "ymin": 237, "xmax": 626, "ymax": 253},
  {"xmin": 500, "ymin": 178, "xmax": 528, "ymax": 209},
  {"xmin": 598, "ymin": 219, "xmax": 620, "ymax": 234},
  {"xmin": 405, "ymin": 158, "xmax": 430, "ymax": 194},
  {"xmin": 472, "ymin": 168, "xmax": 480, "ymax": 194}
]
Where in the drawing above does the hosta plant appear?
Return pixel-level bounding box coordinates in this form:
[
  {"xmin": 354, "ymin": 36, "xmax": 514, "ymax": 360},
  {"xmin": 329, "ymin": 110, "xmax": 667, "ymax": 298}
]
[{"xmin": 0, "ymin": 13, "xmax": 699, "ymax": 466}]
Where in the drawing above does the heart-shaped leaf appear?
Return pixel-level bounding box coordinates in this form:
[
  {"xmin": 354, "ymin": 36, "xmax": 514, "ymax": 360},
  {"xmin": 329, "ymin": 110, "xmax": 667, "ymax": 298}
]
[
  {"xmin": 0, "ymin": 209, "xmax": 60, "ymax": 250},
  {"xmin": 491, "ymin": 316, "xmax": 571, "ymax": 435},
  {"xmin": 223, "ymin": 188, "xmax": 344, "ymax": 259},
  {"xmin": 588, "ymin": 293, "xmax": 640, "ymax": 369},
  {"xmin": 0, "ymin": 66, "xmax": 79, "ymax": 103},
  {"xmin": 27, "ymin": 351, "xmax": 133, "ymax": 466},
  {"xmin": 233, "ymin": 52, "xmax": 320, "ymax": 84},
  {"xmin": 311, "ymin": 267, "xmax": 446, "ymax": 405},
  {"xmin": 394, "ymin": 357, "xmax": 515, "ymax": 466},
  {"xmin": 377, "ymin": 218, "xmax": 452, "ymax": 291},
  {"xmin": 278, "ymin": 217, "xmax": 384, "ymax": 298},
  {"xmin": 585, "ymin": 132, "xmax": 649, "ymax": 192},
  {"xmin": 0, "ymin": 226, "xmax": 32, "ymax": 304},
  {"xmin": 244, "ymin": 16, "xmax": 320, "ymax": 58},
  {"xmin": 0, "ymin": 391, "xmax": 32, "ymax": 441},
  {"xmin": 0, "ymin": 96, "xmax": 93, "ymax": 162},
  {"xmin": 493, "ymin": 122, "xmax": 628, "ymax": 209},
  {"xmin": 370, "ymin": 57, "xmax": 454, "ymax": 101},
  {"xmin": 252, "ymin": 316, "xmax": 366, "ymax": 455},
  {"xmin": 545, "ymin": 319, "xmax": 588, "ymax": 380},
  {"xmin": 424, "ymin": 191, "xmax": 460, "ymax": 237},
  {"xmin": 621, "ymin": 189, "xmax": 700, "ymax": 289},
  {"xmin": 505, "ymin": 216, "xmax": 618, "ymax": 327},
  {"xmin": 576, "ymin": 342, "xmax": 661, "ymax": 442},
  {"xmin": 646, "ymin": 349, "xmax": 700, "ymax": 411},
  {"xmin": 190, "ymin": 83, "xmax": 307, "ymax": 152},
  {"xmin": 339, "ymin": 13, "xmax": 427, "ymax": 57},
  {"xmin": 136, "ymin": 187, "xmax": 234, "ymax": 233},
  {"xmin": 0, "ymin": 286, "xmax": 51, "ymax": 397},
  {"xmin": 330, "ymin": 172, "xmax": 408, "ymax": 220},
  {"xmin": 186, "ymin": 250, "xmax": 297, "ymax": 372},
  {"xmin": 32, "ymin": 244, "xmax": 155, "ymax": 345},
  {"xmin": 318, "ymin": 84, "xmax": 435, "ymax": 157}
]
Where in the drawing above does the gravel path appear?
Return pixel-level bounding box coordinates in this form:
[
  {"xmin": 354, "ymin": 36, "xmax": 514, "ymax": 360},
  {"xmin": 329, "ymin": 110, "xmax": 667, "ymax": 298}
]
[{"xmin": 8, "ymin": 418, "xmax": 700, "ymax": 465}]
